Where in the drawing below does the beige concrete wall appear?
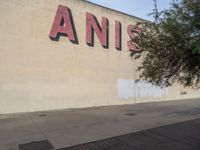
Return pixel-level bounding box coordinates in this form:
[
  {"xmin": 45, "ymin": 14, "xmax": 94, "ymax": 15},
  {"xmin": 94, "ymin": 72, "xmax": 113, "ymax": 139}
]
[{"xmin": 0, "ymin": 0, "xmax": 199, "ymax": 114}]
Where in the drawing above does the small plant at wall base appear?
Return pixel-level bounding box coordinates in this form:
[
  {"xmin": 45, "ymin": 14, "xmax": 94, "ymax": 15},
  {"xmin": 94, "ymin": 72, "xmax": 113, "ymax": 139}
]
[{"xmin": 131, "ymin": 0, "xmax": 200, "ymax": 88}]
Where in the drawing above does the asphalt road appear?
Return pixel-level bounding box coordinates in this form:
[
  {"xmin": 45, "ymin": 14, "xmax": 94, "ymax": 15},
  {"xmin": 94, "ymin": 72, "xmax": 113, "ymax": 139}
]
[{"xmin": 1, "ymin": 99, "xmax": 200, "ymax": 150}]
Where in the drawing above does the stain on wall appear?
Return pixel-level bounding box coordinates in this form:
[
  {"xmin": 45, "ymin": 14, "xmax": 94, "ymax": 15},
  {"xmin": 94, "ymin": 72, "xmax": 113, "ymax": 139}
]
[{"xmin": 117, "ymin": 79, "xmax": 166, "ymax": 99}]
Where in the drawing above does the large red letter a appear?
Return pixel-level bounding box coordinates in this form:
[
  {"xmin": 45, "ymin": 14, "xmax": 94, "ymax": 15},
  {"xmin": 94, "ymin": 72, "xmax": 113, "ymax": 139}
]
[{"xmin": 49, "ymin": 5, "xmax": 77, "ymax": 43}]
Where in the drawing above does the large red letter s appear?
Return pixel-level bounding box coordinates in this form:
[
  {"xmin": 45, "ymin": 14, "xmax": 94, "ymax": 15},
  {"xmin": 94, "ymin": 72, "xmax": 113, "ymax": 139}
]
[
  {"xmin": 49, "ymin": 5, "xmax": 78, "ymax": 43},
  {"xmin": 127, "ymin": 24, "xmax": 141, "ymax": 52},
  {"xmin": 86, "ymin": 12, "xmax": 109, "ymax": 48}
]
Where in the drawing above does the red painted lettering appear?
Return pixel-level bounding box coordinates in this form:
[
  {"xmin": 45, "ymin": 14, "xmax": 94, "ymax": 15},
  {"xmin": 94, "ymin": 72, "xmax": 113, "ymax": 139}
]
[
  {"xmin": 115, "ymin": 21, "xmax": 122, "ymax": 50},
  {"xmin": 49, "ymin": 5, "xmax": 77, "ymax": 43},
  {"xmin": 49, "ymin": 5, "xmax": 142, "ymax": 52},
  {"xmin": 86, "ymin": 12, "xmax": 109, "ymax": 48},
  {"xmin": 127, "ymin": 24, "xmax": 141, "ymax": 52}
]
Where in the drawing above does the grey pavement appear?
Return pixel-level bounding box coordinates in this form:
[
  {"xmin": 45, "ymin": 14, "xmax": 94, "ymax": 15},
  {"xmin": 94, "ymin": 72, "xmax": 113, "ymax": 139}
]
[
  {"xmin": 1, "ymin": 99, "xmax": 200, "ymax": 150},
  {"xmin": 60, "ymin": 118, "xmax": 200, "ymax": 150}
]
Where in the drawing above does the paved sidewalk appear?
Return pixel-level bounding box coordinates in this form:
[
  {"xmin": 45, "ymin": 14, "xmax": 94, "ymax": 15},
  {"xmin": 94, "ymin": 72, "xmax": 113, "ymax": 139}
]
[
  {"xmin": 59, "ymin": 118, "xmax": 200, "ymax": 150},
  {"xmin": 1, "ymin": 99, "xmax": 200, "ymax": 150}
]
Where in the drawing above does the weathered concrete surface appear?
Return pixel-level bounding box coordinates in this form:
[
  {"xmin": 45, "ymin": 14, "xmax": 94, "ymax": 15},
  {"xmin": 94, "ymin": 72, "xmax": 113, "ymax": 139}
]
[{"xmin": 0, "ymin": 99, "xmax": 200, "ymax": 150}]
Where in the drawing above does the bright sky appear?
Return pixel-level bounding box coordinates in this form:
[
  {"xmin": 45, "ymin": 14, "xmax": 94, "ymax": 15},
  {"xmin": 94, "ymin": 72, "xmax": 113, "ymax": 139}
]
[{"xmin": 86, "ymin": 0, "xmax": 172, "ymax": 20}]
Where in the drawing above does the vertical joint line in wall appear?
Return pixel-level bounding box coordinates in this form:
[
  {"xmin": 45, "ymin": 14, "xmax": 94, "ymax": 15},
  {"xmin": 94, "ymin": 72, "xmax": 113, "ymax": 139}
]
[{"xmin": 133, "ymin": 59, "xmax": 136, "ymax": 103}]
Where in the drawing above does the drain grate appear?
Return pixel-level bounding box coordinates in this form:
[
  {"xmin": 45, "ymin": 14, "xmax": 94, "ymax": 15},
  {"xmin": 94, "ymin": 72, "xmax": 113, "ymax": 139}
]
[
  {"xmin": 19, "ymin": 140, "xmax": 54, "ymax": 150},
  {"xmin": 38, "ymin": 114, "xmax": 47, "ymax": 117},
  {"xmin": 125, "ymin": 112, "xmax": 136, "ymax": 116}
]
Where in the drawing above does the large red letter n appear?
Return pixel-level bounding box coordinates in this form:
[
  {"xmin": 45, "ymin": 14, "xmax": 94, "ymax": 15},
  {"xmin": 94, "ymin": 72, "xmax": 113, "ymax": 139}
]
[
  {"xmin": 49, "ymin": 5, "xmax": 78, "ymax": 43},
  {"xmin": 86, "ymin": 12, "xmax": 109, "ymax": 48}
]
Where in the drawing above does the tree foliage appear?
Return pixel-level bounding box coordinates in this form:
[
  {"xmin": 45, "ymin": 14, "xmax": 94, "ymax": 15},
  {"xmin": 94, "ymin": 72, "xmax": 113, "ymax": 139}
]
[{"xmin": 131, "ymin": 0, "xmax": 200, "ymax": 88}]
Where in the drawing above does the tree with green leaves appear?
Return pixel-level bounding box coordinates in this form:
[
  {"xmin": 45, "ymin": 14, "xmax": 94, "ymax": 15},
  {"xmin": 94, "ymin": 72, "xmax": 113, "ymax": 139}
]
[{"xmin": 131, "ymin": 0, "xmax": 200, "ymax": 88}]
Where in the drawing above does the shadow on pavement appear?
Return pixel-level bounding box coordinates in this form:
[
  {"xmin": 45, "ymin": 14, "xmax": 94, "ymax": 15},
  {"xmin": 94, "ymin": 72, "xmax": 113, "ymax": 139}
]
[
  {"xmin": 58, "ymin": 118, "xmax": 200, "ymax": 150},
  {"xmin": 19, "ymin": 118, "xmax": 200, "ymax": 150}
]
